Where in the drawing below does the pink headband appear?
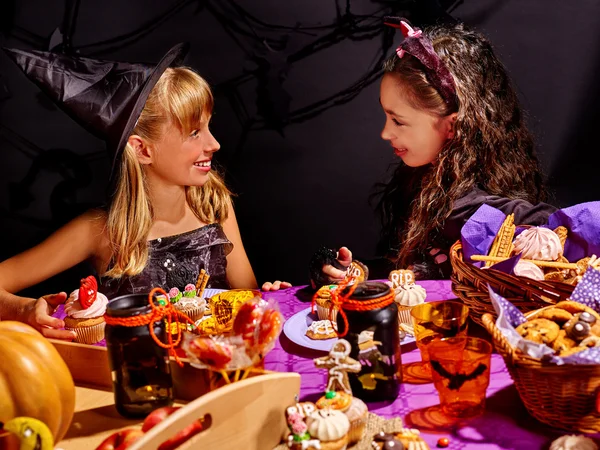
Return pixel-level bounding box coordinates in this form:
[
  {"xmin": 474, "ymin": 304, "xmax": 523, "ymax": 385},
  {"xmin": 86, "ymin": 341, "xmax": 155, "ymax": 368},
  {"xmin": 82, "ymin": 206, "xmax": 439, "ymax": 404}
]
[{"xmin": 384, "ymin": 17, "xmax": 458, "ymax": 110}]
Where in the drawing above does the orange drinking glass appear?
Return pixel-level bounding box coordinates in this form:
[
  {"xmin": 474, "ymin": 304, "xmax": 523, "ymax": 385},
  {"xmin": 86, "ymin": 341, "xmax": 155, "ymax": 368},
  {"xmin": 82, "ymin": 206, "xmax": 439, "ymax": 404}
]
[
  {"xmin": 410, "ymin": 301, "xmax": 469, "ymax": 379},
  {"xmin": 427, "ymin": 336, "xmax": 492, "ymax": 419}
]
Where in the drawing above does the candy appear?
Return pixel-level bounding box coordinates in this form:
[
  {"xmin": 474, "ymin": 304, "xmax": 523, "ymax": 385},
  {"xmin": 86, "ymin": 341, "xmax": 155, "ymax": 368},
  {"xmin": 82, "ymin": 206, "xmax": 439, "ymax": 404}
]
[
  {"xmin": 187, "ymin": 336, "xmax": 232, "ymax": 370},
  {"xmin": 437, "ymin": 437, "xmax": 450, "ymax": 448},
  {"xmin": 79, "ymin": 275, "xmax": 98, "ymax": 309}
]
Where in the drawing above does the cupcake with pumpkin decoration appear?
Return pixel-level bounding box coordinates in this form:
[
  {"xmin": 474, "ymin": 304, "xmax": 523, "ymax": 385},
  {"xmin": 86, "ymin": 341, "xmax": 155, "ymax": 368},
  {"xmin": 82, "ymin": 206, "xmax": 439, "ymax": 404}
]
[
  {"xmin": 172, "ymin": 284, "xmax": 206, "ymax": 322},
  {"xmin": 64, "ymin": 276, "xmax": 108, "ymax": 344}
]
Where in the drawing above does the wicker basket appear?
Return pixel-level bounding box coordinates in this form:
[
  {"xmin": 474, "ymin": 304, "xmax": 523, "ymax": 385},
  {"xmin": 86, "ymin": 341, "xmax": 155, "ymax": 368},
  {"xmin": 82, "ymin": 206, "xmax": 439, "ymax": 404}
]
[
  {"xmin": 482, "ymin": 312, "xmax": 600, "ymax": 432},
  {"xmin": 450, "ymin": 240, "xmax": 575, "ymax": 326}
]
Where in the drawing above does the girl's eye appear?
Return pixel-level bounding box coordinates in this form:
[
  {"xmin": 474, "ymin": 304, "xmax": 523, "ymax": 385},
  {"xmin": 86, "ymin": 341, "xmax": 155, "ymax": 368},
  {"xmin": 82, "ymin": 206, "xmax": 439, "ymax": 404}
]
[
  {"xmin": 392, "ymin": 118, "xmax": 404, "ymax": 127},
  {"xmin": 189, "ymin": 129, "xmax": 200, "ymax": 138}
]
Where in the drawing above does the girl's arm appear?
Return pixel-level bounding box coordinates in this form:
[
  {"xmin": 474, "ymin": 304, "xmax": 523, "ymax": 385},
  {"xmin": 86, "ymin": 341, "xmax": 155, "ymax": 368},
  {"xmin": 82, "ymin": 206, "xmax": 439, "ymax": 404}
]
[{"xmin": 0, "ymin": 209, "xmax": 108, "ymax": 339}]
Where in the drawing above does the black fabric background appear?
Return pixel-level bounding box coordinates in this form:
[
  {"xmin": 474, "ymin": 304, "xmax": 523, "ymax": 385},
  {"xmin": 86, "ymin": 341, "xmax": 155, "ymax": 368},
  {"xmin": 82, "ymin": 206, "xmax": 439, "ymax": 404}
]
[{"xmin": 0, "ymin": 0, "xmax": 598, "ymax": 296}]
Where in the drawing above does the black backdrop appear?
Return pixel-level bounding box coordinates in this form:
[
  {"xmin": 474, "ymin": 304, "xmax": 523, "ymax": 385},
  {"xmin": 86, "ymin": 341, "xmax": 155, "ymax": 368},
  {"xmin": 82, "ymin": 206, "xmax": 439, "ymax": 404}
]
[{"xmin": 1, "ymin": 0, "xmax": 599, "ymax": 296}]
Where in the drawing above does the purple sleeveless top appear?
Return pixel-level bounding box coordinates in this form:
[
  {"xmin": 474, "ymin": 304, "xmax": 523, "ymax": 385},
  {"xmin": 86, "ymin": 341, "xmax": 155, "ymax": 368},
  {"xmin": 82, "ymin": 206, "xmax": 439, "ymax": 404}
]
[{"xmin": 100, "ymin": 223, "xmax": 232, "ymax": 300}]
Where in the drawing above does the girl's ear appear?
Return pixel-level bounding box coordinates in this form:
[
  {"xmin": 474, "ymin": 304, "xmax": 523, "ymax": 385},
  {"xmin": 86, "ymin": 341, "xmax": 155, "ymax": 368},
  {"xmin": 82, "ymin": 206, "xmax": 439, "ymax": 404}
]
[
  {"xmin": 128, "ymin": 135, "xmax": 152, "ymax": 165},
  {"xmin": 445, "ymin": 113, "xmax": 458, "ymax": 139}
]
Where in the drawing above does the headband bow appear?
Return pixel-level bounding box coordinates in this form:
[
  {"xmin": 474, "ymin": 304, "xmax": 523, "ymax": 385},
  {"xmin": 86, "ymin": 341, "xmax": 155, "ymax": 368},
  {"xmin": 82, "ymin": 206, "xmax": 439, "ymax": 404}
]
[{"xmin": 384, "ymin": 16, "xmax": 458, "ymax": 110}]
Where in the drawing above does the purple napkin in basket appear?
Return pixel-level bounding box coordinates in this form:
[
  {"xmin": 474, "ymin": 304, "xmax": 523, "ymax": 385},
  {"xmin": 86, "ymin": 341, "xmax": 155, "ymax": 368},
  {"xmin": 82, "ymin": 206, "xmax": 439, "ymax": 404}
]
[
  {"xmin": 461, "ymin": 204, "xmax": 506, "ymax": 266},
  {"xmin": 546, "ymin": 202, "xmax": 600, "ymax": 261},
  {"xmin": 490, "ymin": 268, "xmax": 600, "ymax": 365},
  {"xmin": 461, "ymin": 201, "xmax": 600, "ymax": 270},
  {"xmin": 489, "ymin": 254, "xmax": 521, "ymax": 274}
]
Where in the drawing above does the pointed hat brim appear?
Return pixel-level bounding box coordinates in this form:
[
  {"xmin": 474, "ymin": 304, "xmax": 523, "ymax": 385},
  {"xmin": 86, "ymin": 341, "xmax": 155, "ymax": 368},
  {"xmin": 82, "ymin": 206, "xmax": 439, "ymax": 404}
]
[{"xmin": 110, "ymin": 42, "xmax": 189, "ymax": 178}]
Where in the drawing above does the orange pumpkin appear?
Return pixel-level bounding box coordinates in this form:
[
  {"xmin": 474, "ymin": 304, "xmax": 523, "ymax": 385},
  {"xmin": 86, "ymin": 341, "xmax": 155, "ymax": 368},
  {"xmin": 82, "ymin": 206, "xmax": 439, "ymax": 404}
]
[{"xmin": 0, "ymin": 321, "xmax": 75, "ymax": 444}]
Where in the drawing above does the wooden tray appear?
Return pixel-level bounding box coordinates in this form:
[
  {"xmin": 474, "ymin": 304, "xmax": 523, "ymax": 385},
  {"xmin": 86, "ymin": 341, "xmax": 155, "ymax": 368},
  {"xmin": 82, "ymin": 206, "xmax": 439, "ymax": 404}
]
[{"xmin": 50, "ymin": 340, "xmax": 220, "ymax": 401}]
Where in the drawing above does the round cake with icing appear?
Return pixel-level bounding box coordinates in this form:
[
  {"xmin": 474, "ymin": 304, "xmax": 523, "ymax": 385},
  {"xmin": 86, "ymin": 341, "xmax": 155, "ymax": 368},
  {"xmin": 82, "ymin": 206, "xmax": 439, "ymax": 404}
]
[
  {"xmin": 513, "ymin": 227, "xmax": 562, "ymax": 261},
  {"xmin": 306, "ymin": 409, "xmax": 350, "ymax": 450}
]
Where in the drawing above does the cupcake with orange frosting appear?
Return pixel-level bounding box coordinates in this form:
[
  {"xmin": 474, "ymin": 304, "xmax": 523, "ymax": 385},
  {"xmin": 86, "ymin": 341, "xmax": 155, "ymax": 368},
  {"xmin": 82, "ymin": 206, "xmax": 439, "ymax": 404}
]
[
  {"xmin": 314, "ymin": 285, "xmax": 339, "ymax": 322},
  {"xmin": 64, "ymin": 276, "xmax": 108, "ymax": 344}
]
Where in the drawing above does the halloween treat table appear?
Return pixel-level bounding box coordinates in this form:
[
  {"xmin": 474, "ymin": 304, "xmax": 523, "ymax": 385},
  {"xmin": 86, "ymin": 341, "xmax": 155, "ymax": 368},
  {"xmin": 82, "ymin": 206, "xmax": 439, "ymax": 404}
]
[{"xmin": 54, "ymin": 282, "xmax": 591, "ymax": 449}]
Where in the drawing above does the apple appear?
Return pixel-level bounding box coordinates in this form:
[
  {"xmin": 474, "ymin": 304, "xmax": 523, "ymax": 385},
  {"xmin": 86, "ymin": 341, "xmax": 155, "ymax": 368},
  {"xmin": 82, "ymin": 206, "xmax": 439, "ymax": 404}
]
[
  {"xmin": 95, "ymin": 427, "xmax": 143, "ymax": 450},
  {"xmin": 142, "ymin": 406, "xmax": 180, "ymax": 432},
  {"xmin": 142, "ymin": 406, "xmax": 203, "ymax": 450}
]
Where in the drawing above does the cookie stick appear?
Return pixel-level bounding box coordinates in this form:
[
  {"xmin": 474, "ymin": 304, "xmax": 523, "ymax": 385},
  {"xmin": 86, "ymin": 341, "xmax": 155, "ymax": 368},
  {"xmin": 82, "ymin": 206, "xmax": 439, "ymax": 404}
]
[
  {"xmin": 197, "ymin": 270, "xmax": 210, "ymax": 299},
  {"xmin": 471, "ymin": 254, "xmax": 578, "ymax": 270},
  {"xmin": 486, "ymin": 213, "xmax": 515, "ymax": 267},
  {"xmin": 195, "ymin": 268, "xmax": 206, "ymax": 291}
]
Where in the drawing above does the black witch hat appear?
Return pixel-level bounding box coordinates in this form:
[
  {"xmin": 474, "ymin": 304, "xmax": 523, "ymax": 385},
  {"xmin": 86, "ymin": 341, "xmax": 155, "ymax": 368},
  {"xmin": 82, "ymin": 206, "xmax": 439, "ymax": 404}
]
[{"xmin": 3, "ymin": 43, "xmax": 189, "ymax": 180}]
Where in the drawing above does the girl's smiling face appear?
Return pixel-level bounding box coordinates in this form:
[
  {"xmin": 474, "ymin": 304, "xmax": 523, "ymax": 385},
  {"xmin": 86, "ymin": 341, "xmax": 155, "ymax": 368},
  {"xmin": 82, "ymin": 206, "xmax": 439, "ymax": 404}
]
[
  {"xmin": 379, "ymin": 72, "xmax": 456, "ymax": 167},
  {"xmin": 150, "ymin": 117, "xmax": 220, "ymax": 187}
]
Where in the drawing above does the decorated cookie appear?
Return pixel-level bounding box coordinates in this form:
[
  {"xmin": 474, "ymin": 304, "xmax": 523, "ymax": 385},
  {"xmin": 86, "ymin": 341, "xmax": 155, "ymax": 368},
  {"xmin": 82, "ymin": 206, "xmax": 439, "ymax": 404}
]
[
  {"xmin": 388, "ymin": 269, "xmax": 415, "ymax": 288},
  {"xmin": 306, "ymin": 320, "xmax": 338, "ymax": 340},
  {"xmin": 314, "ymin": 339, "xmax": 361, "ymax": 395},
  {"xmin": 344, "ymin": 260, "xmax": 369, "ymax": 284}
]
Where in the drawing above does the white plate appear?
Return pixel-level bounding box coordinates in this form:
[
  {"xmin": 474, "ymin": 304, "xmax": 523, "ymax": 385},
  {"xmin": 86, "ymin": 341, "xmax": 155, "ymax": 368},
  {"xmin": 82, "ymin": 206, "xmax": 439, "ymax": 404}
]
[
  {"xmin": 202, "ymin": 288, "xmax": 228, "ymax": 300},
  {"xmin": 283, "ymin": 307, "xmax": 416, "ymax": 352}
]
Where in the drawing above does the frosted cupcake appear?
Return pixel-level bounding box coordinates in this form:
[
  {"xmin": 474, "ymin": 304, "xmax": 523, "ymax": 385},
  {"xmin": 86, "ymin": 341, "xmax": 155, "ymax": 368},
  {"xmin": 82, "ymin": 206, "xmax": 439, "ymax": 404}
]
[
  {"xmin": 306, "ymin": 409, "xmax": 350, "ymax": 450},
  {"xmin": 172, "ymin": 284, "xmax": 207, "ymax": 322},
  {"xmin": 393, "ymin": 283, "xmax": 426, "ymax": 327},
  {"xmin": 64, "ymin": 276, "xmax": 108, "ymax": 344},
  {"xmin": 314, "ymin": 285, "xmax": 339, "ymax": 322}
]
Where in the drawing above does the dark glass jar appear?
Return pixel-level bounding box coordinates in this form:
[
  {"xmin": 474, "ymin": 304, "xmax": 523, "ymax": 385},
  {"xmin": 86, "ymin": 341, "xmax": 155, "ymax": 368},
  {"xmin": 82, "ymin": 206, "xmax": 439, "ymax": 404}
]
[
  {"xmin": 336, "ymin": 281, "xmax": 401, "ymax": 402},
  {"xmin": 105, "ymin": 293, "xmax": 174, "ymax": 418}
]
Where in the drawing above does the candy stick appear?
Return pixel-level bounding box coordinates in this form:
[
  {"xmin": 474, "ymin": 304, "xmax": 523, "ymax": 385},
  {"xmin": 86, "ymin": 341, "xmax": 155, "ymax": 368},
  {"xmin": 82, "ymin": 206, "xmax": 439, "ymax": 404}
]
[
  {"xmin": 471, "ymin": 254, "xmax": 578, "ymax": 270},
  {"xmin": 486, "ymin": 213, "xmax": 515, "ymax": 267}
]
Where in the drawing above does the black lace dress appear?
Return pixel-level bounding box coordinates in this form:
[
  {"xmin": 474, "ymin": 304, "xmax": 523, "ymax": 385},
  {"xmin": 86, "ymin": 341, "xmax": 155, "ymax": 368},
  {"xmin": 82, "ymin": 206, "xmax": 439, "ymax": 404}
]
[{"xmin": 100, "ymin": 224, "xmax": 232, "ymax": 299}]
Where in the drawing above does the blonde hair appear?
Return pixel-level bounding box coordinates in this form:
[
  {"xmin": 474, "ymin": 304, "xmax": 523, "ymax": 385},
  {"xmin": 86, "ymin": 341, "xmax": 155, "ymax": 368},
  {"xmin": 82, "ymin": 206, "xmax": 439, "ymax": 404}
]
[{"xmin": 105, "ymin": 67, "xmax": 231, "ymax": 278}]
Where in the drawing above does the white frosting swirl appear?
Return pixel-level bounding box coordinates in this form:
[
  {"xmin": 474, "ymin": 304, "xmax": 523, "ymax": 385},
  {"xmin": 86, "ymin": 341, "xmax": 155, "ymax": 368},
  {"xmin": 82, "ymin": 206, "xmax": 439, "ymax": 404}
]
[
  {"xmin": 513, "ymin": 260, "xmax": 545, "ymax": 281},
  {"xmin": 393, "ymin": 283, "xmax": 426, "ymax": 307},
  {"xmin": 65, "ymin": 289, "xmax": 108, "ymax": 319},
  {"xmin": 513, "ymin": 227, "xmax": 562, "ymax": 261},
  {"xmin": 175, "ymin": 296, "xmax": 207, "ymax": 312},
  {"xmin": 306, "ymin": 409, "xmax": 349, "ymax": 442},
  {"xmin": 550, "ymin": 435, "xmax": 598, "ymax": 450}
]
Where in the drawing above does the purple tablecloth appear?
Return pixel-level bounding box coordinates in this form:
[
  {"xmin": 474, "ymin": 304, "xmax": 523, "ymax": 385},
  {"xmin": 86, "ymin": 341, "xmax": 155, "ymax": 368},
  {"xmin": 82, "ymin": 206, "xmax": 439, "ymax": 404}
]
[{"xmin": 262, "ymin": 281, "xmax": 570, "ymax": 450}]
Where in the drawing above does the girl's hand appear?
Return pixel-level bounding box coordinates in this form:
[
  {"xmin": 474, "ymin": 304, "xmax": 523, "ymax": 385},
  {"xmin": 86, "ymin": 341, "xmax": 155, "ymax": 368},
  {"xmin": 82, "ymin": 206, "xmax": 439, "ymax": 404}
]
[
  {"xmin": 321, "ymin": 247, "xmax": 353, "ymax": 282},
  {"xmin": 25, "ymin": 292, "xmax": 76, "ymax": 340},
  {"xmin": 261, "ymin": 280, "xmax": 292, "ymax": 291}
]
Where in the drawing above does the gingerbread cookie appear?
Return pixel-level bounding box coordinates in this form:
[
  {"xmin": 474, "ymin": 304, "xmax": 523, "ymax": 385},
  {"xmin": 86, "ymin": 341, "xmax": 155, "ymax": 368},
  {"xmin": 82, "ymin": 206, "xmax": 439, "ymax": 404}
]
[{"xmin": 516, "ymin": 318, "xmax": 559, "ymax": 344}]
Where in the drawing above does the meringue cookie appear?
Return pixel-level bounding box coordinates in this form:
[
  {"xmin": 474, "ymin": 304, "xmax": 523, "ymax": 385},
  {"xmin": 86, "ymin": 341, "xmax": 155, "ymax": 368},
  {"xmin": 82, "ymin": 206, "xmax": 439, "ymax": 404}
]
[
  {"xmin": 513, "ymin": 260, "xmax": 545, "ymax": 281},
  {"xmin": 306, "ymin": 409, "xmax": 350, "ymax": 442},
  {"xmin": 549, "ymin": 435, "xmax": 598, "ymax": 450},
  {"xmin": 393, "ymin": 283, "xmax": 426, "ymax": 307},
  {"xmin": 513, "ymin": 227, "xmax": 562, "ymax": 261}
]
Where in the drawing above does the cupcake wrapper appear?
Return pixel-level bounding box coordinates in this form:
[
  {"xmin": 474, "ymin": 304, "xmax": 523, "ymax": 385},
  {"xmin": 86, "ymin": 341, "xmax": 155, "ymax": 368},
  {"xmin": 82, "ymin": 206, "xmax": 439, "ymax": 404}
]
[
  {"xmin": 397, "ymin": 305, "xmax": 414, "ymax": 327},
  {"xmin": 67, "ymin": 321, "xmax": 105, "ymax": 345},
  {"xmin": 316, "ymin": 304, "xmax": 338, "ymax": 322},
  {"xmin": 177, "ymin": 305, "xmax": 205, "ymax": 323},
  {"xmin": 347, "ymin": 412, "xmax": 368, "ymax": 444}
]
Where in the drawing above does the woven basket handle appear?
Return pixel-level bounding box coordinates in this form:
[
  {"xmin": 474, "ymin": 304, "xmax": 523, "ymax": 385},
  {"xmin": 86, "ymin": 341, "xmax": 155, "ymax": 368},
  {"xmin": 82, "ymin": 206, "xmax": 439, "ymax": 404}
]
[{"xmin": 482, "ymin": 313, "xmax": 518, "ymax": 365}]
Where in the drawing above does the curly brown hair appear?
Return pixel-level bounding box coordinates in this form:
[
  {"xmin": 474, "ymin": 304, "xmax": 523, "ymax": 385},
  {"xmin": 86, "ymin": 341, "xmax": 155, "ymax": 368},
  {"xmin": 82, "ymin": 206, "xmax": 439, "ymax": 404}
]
[{"xmin": 375, "ymin": 22, "xmax": 547, "ymax": 268}]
